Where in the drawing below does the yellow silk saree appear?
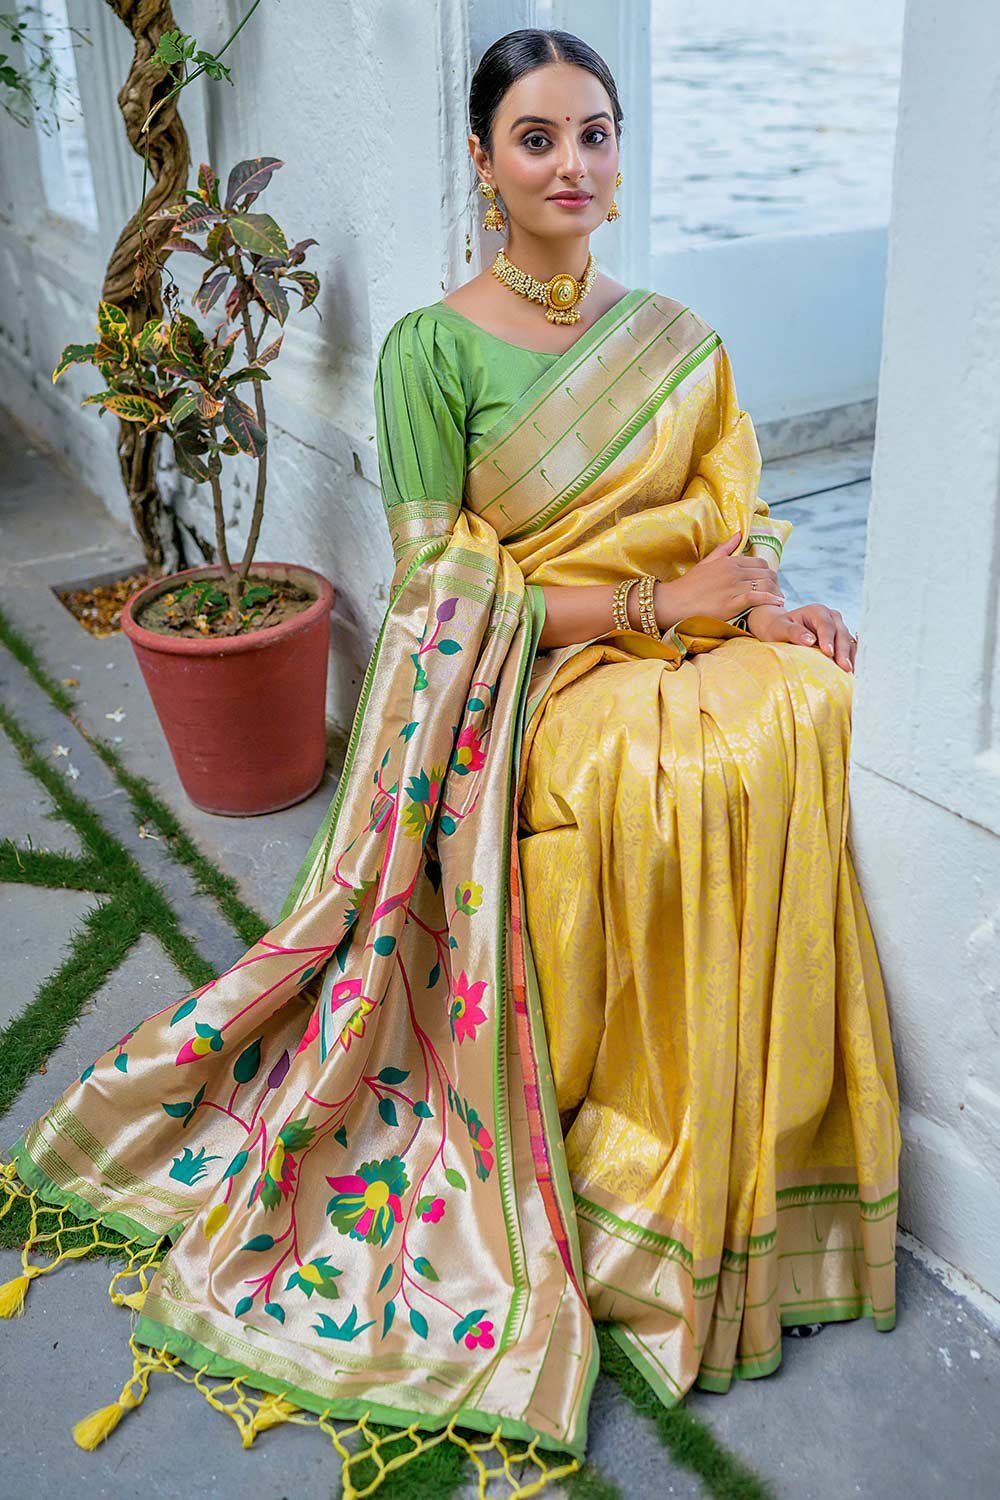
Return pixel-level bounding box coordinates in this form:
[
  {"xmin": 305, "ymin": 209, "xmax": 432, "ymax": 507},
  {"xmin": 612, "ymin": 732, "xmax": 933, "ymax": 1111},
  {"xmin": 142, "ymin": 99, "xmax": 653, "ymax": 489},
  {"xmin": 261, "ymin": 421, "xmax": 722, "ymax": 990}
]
[{"xmin": 0, "ymin": 288, "xmax": 901, "ymax": 1494}]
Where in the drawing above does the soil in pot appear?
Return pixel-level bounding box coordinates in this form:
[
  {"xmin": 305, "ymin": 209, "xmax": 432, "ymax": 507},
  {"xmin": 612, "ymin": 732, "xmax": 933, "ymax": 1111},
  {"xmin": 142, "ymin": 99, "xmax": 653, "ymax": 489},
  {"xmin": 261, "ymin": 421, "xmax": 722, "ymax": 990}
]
[{"xmin": 136, "ymin": 571, "xmax": 314, "ymax": 639}]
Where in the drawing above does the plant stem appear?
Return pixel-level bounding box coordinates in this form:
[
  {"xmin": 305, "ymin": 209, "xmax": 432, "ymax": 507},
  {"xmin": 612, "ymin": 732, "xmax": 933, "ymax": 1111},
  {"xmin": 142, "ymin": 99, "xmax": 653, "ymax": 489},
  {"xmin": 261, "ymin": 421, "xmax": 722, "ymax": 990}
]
[
  {"xmin": 235, "ymin": 279, "xmax": 269, "ymax": 583},
  {"xmin": 208, "ymin": 465, "xmax": 240, "ymax": 617}
]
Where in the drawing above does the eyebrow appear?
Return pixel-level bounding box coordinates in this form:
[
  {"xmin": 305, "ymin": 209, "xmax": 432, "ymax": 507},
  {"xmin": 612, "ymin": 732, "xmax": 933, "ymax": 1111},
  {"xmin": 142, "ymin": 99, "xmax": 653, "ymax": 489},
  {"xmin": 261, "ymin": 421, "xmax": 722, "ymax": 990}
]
[{"xmin": 508, "ymin": 111, "xmax": 613, "ymax": 132}]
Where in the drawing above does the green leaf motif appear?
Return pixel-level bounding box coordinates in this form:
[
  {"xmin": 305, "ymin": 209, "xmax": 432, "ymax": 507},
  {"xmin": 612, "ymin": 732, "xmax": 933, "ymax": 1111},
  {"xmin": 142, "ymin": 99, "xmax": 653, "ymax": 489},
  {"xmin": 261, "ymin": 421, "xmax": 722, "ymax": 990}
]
[
  {"xmin": 264, "ymin": 1302, "xmax": 285, "ymax": 1324},
  {"xmin": 280, "ymin": 1118, "xmax": 315, "ymax": 1151},
  {"xmin": 444, "ymin": 1167, "xmax": 467, "ymax": 1192},
  {"xmin": 162, "ymin": 1100, "xmax": 191, "ymax": 1119},
  {"xmin": 372, "ymin": 935, "xmax": 395, "ymax": 956},
  {"xmin": 223, "ymin": 1149, "xmax": 249, "ymax": 1181},
  {"xmin": 333, "ymin": 1126, "xmax": 348, "ymax": 1149},
  {"xmin": 377, "ymin": 1098, "xmax": 398, "ymax": 1128},
  {"xmin": 377, "ymin": 1067, "xmax": 409, "ymax": 1085},
  {"xmin": 382, "ymin": 1300, "xmax": 395, "ymax": 1337},
  {"xmin": 235, "ymin": 1296, "xmax": 254, "ymax": 1318},
  {"xmin": 170, "ymin": 998, "xmax": 197, "ymax": 1026},
  {"xmin": 377, "ymin": 1263, "xmax": 394, "ymax": 1293},
  {"xmin": 412, "ymin": 1257, "xmax": 439, "ymax": 1282},
  {"xmin": 114, "ymin": 1053, "xmax": 128, "ymax": 1073},
  {"xmin": 408, "ymin": 1308, "xmax": 429, "ymax": 1339},
  {"xmin": 314, "ymin": 1306, "xmax": 376, "ymax": 1342},
  {"xmin": 453, "ymin": 1308, "xmax": 488, "ymax": 1344},
  {"xmin": 437, "ymin": 639, "xmax": 461, "ymax": 655},
  {"xmin": 80, "ymin": 1063, "xmax": 95, "ymax": 1083},
  {"xmin": 233, "ymin": 1037, "xmax": 262, "ymax": 1084},
  {"xmin": 242, "ymin": 1234, "xmax": 275, "ymax": 1252},
  {"xmin": 413, "ymin": 1101, "xmax": 433, "ymax": 1118}
]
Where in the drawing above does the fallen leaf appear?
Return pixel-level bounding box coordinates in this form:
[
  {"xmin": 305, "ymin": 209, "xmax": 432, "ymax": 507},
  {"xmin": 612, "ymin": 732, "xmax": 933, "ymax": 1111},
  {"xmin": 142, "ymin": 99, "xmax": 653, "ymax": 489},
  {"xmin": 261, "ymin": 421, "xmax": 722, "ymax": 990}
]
[
  {"xmin": 138, "ymin": 824, "xmax": 161, "ymax": 841},
  {"xmin": 105, "ymin": 707, "xmax": 126, "ymax": 722},
  {"xmin": 52, "ymin": 744, "xmax": 70, "ymax": 757},
  {"xmin": 62, "ymin": 677, "xmax": 79, "ymax": 687}
]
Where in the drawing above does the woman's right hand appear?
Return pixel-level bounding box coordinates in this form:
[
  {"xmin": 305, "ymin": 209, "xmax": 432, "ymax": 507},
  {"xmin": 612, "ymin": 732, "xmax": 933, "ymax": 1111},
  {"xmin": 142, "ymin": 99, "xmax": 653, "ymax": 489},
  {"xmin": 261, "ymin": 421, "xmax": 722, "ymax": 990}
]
[{"xmin": 654, "ymin": 531, "xmax": 784, "ymax": 628}]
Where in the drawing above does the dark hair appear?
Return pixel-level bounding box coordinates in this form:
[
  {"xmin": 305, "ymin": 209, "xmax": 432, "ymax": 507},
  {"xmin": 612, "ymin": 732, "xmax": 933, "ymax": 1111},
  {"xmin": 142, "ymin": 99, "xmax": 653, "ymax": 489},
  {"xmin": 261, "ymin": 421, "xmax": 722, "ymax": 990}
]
[{"xmin": 469, "ymin": 28, "xmax": 624, "ymax": 157}]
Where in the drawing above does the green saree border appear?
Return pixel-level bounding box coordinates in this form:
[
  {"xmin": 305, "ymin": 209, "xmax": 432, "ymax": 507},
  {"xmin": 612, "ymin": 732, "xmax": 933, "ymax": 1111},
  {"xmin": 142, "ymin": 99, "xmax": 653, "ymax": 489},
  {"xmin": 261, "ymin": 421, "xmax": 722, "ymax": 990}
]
[
  {"xmin": 9, "ymin": 1135, "xmax": 180, "ymax": 1245},
  {"xmin": 132, "ymin": 1313, "xmax": 589, "ymax": 1461}
]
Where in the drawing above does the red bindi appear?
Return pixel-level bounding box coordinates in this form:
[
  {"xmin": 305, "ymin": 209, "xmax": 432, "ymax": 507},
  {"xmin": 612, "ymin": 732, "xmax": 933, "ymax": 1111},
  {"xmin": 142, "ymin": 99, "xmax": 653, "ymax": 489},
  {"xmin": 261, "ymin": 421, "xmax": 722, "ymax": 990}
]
[{"xmin": 565, "ymin": 116, "xmax": 570, "ymax": 121}]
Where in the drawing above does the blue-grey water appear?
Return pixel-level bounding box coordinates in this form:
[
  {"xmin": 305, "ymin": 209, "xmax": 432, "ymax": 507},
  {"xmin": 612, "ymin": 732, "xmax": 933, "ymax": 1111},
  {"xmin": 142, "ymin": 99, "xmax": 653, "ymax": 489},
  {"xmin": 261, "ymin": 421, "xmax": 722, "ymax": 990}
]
[{"xmin": 650, "ymin": 0, "xmax": 906, "ymax": 248}]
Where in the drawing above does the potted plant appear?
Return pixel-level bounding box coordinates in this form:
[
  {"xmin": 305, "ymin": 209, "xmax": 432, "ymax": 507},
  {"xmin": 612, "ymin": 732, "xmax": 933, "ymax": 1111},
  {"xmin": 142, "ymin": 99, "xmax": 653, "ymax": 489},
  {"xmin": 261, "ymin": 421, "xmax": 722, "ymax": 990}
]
[{"xmin": 53, "ymin": 156, "xmax": 334, "ymax": 816}]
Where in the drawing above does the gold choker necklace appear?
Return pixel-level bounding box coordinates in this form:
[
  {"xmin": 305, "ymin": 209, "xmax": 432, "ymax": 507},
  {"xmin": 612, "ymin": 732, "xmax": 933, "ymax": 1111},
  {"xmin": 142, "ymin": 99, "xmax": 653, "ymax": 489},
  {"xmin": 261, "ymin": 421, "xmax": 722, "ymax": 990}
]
[{"xmin": 490, "ymin": 248, "xmax": 597, "ymax": 324}]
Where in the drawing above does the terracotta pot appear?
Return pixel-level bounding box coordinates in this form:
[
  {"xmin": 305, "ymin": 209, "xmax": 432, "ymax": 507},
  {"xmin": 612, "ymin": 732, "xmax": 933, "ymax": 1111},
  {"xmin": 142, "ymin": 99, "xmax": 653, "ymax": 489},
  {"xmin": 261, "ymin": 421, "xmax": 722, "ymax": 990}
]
[{"xmin": 121, "ymin": 562, "xmax": 335, "ymax": 816}]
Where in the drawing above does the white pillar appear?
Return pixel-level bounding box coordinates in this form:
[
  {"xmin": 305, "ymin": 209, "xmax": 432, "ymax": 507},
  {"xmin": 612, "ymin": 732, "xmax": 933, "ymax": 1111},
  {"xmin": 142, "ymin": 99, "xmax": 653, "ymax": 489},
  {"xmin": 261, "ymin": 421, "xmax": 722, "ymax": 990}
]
[{"xmin": 851, "ymin": 0, "xmax": 1000, "ymax": 1299}]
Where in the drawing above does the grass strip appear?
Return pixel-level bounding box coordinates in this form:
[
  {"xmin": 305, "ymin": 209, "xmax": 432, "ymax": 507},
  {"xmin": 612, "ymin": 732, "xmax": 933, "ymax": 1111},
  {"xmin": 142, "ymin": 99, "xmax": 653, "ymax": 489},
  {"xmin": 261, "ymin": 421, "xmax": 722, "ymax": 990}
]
[
  {"xmin": 595, "ymin": 1326, "xmax": 775, "ymax": 1500},
  {"xmin": 0, "ymin": 704, "xmax": 215, "ymax": 1252},
  {"xmin": 0, "ymin": 603, "xmax": 267, "ymax": 945}
]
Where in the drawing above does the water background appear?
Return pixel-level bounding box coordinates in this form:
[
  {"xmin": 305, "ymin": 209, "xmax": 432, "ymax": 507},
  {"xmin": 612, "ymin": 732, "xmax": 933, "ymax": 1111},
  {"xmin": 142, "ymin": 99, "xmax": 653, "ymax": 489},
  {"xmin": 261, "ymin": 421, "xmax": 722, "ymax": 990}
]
[{"xmin": 650, "ymin": 0, "xmax": 906, "ymax": 249}]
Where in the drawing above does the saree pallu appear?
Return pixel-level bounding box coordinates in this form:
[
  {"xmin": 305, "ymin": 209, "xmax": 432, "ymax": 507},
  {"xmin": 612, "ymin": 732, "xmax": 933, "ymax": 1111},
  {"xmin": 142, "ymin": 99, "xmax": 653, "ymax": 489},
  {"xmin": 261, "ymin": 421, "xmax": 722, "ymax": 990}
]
[{"xmin": 0, "ymin": 290, "xmax": 901, "ymax": 1492}]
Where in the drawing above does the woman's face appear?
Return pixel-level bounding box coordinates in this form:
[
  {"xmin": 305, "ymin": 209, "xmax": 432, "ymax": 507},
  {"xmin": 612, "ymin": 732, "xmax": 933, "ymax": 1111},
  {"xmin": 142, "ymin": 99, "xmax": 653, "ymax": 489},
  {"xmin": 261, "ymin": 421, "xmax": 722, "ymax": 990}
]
[{"xmin": 473, "ymin": 60, "xmax": 619, "ymax": 241}]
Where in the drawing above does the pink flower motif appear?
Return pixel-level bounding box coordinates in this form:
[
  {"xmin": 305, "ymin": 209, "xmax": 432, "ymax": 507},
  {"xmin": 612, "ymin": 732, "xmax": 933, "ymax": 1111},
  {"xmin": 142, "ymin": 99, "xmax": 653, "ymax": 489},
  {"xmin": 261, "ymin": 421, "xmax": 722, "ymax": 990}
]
[
  {"xmin": 450, "ymin": 971, "xmax": 488, "ymax": 1045},
  {"xmin": 418, "ymin": 1196, "xmax": 445, "ymax": 1223},
  {"xmin": 453, "ymin": 725, "xmax": 487, "ymax": 775},
  {"xmin": 464, "ymin": 1318, "xmax": 495, "ymax": 1351}
]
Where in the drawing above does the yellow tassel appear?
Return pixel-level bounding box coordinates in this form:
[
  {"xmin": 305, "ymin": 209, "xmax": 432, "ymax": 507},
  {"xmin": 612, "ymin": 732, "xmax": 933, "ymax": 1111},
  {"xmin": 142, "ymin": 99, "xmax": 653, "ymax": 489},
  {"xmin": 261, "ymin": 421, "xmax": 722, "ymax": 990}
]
[
  {"xmin": 72, "ymin": 1400, "xmax": 130, "ymax": 1450},
  {"xmin": 0, "ymin": 1267, "xmax": 40, "ymax": 1318},
  {"xmin": 72, "ymin": 1338, "xmax": 156, "ymax": 1451},
  {"xmin": 119, "ymin": 1289, "xmax": 146, "ymax": 1312}
]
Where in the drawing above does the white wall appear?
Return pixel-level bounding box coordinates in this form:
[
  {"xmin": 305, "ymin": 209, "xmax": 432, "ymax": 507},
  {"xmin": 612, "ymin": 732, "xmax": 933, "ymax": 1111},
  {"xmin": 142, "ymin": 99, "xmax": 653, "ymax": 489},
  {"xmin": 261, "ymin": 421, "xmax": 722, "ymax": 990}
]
[{"xmin": 851, "ymin": 0, "xmax": 1000, "ymax": 1299}]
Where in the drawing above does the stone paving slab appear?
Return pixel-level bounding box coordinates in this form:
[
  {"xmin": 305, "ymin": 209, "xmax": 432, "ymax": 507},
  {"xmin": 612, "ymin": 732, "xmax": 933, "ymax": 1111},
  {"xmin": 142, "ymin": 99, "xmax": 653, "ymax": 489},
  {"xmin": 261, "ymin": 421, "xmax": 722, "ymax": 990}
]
[
  {"xmin": 684, "ymin": 1247, "xmax": 1000, "ymax": 1499},
  {"xmin": 0, "ymin": 883, "xmax": 97, "ymax": 1031},
  {"xmin": 0, "ymin": 728, "xmax": 84, "ymax": 856},
  {"xmin": 0, "ymin": 646, "xmax": 246, "ymax": 976}
]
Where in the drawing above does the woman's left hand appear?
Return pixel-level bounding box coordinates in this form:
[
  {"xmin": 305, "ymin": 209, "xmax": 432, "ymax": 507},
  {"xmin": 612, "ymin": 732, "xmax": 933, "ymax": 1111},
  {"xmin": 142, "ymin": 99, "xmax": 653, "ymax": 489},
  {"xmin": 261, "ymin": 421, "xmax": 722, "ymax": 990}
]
[{"xmin": 744, "ymin": 602, "xmax": 857, "ymax": 673}]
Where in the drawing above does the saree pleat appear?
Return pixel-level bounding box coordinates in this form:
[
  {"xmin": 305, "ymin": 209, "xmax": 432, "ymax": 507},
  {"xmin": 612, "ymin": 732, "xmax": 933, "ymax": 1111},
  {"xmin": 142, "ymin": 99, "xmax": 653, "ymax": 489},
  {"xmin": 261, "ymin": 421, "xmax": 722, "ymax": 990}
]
[{"xmin": 0, "ymin": 287, "xmax": 900, "ymax": 1489}]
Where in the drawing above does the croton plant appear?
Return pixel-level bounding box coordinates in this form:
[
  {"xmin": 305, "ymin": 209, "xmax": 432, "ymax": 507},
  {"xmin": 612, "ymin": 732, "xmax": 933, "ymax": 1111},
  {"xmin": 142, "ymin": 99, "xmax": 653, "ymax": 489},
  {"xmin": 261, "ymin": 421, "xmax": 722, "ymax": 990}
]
[{"xmin": 52, "ymin": 156, "xmax": 320, "ymax": 634}]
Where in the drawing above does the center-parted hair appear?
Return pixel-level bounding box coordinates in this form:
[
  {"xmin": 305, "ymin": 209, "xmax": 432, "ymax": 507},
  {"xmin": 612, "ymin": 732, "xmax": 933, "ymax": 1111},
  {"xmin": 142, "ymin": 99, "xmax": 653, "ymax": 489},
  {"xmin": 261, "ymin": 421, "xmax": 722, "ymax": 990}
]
[{"xmin": 469, "ymin": 28, "xmax": 625, "ymax": 157}]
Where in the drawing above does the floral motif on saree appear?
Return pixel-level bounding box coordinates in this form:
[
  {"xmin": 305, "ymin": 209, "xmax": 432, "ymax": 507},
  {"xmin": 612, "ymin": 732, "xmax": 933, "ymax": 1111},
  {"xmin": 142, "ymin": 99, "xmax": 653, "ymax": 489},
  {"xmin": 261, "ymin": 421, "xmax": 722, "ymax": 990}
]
[{"xmin": 0, "ymin": 289, "xmax": 900, "ymax": 1495}]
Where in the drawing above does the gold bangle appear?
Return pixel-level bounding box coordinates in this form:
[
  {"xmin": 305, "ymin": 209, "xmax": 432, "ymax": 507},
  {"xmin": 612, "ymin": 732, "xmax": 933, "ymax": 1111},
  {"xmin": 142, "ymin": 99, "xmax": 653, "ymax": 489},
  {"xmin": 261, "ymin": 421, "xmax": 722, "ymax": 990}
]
[
  {"xmin": 636, "ymin": 573, "xmax": 660, "ymax": 637},
  {"xmin": 611, "ymin": 577, "xmax": 638, "ymax": 631}
]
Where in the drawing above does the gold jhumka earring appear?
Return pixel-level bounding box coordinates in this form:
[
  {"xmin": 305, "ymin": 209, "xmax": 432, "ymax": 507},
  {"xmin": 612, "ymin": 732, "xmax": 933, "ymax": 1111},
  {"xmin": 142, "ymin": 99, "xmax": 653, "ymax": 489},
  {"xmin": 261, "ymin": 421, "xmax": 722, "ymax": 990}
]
[
  {"xmin": 479, "ymin": 180, "xmax": 507, "ymax": 233},
  {"xmin": 606, "ymin": 170, "xmax": 623, "ymax": 222}
]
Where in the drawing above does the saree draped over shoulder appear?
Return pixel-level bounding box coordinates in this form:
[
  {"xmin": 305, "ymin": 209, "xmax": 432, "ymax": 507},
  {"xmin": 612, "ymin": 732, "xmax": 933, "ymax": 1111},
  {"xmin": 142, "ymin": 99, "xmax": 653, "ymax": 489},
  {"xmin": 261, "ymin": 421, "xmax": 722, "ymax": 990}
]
[{"xmin": 0, "ymin": 289, "xmax": 901, "ymax": 1490}]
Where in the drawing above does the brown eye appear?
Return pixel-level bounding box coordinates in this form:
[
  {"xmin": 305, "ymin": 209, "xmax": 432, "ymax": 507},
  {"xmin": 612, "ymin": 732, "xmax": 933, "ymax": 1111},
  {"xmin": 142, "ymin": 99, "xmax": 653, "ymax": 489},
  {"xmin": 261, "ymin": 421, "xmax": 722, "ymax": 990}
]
[{"xmin": 523, "ymin": 132, "xmax": 549, "ymax": 150}]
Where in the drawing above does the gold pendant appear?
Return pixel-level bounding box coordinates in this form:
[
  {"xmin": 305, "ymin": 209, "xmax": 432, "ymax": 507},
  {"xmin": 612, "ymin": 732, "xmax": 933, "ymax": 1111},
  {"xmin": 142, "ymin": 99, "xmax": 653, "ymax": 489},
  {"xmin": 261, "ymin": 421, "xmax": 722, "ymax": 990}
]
[{"xmin": 545, "ymin": 272, "xmax": 581, "ymax": 317}]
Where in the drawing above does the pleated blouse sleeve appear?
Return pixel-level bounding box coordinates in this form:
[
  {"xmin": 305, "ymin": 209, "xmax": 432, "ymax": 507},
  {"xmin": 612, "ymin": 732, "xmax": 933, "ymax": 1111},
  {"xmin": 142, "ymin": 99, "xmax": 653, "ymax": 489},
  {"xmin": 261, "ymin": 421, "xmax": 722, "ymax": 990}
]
[{"xmin": 374, "ymin": 308, "xmax": 468, "ymax": 601}]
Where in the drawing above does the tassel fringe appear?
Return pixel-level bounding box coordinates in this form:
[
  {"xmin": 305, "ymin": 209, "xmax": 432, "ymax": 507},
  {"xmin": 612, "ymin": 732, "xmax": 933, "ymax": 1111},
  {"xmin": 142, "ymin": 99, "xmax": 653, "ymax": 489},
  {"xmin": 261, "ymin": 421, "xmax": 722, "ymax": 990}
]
[
  {"xmin": 0, "ymin": 1157, "xmax": 168, "ymax": 1320},
  {"xmin": 72, "ymin": 1332, "xmax": 583, "ymax": 1495},
  {"xmin": 3, "ymin": 1162, "xmax": 582, "ymax": 1494}
]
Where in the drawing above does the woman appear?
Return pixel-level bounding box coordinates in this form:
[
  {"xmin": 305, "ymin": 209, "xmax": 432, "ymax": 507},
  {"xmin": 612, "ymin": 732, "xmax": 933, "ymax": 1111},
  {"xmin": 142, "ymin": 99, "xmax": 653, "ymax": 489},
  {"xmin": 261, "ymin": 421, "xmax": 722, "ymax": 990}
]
[{"xmin": 0, "ymin": 26, "xmax": 901, "ymax": 1496}]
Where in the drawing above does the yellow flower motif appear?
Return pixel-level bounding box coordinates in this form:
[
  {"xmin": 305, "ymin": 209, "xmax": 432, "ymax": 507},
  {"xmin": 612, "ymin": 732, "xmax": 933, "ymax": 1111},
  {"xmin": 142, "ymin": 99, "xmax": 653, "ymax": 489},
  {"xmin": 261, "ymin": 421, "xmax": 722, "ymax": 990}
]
[{"xmin": 455, "ymin": 880, "xmax": 484, "ymax": 916}]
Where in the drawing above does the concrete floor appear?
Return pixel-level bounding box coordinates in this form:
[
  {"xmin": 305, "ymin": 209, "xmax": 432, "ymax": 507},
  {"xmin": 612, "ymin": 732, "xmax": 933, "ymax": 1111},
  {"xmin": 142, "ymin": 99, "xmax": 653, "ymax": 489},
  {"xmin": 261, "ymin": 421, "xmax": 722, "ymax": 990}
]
[{"xmin": 0, "ymin": 413, "xmax": 997, "ymax": 1499}]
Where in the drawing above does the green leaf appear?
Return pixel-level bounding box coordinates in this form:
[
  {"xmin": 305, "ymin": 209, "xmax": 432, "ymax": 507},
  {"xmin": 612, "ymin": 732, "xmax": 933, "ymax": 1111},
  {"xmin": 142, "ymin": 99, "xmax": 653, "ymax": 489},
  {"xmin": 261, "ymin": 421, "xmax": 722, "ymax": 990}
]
[
  {"xmin": 280, "ymin": 1118, "xmax": 315, "ymax": 1151},
  {"xmin": 222, "ymin": 394, "xmax": 266, "ymax": 457},
  {"xmin": 287, "ymin": 270, "xmax": 320, "ymax": 309},
  {"xmin": 52, "ymin": 342, "xmax": 97, "ymax": 383},
  {"xmin": 229, "ymin": 212, "xmax": 288, "ymax": 260},
  {"xmin": 162, "ymin": 1100, "xmax": 191, "ymax": 1119},
  {"xmin": 372, "ymin": 935, "xmax": 395, "ymax": 956},
  {"xmin": 382, "ymin": 1299, "xmax": 395, "ymax": 1336},
  {"xmin": 444, "ymin": 1167, "xmax": 467, "ymax": 1191},
  {"xmin": 377, "ymin": 1263, "xmax": 394, "ymax": 1292},
  {"xmin": 264, "ymin": 1301, "xmax": 285, "ymax": 1324},
  {"xmin": 377, "ymin": 1097, "xmax": 398, "ymax": 1128},
  {"xmin": 97, "ymin": 301, "xmax": 130, "ymax": 349},
  {"xmin": 251, "ymin": 272, "xmax": 289, "ymax": 325},
  {"xmin": 413, "ymin": 1101, "xmax": 433, "ymax": 1118},
  {"xmin": 225, "ymin": 157, "xmax": 283, "ymax": 211},
  {"xmin": 377, "ymin": 1067, "xmax": 410, "ymax": 1085},
  {"xmin": 412, "ymin": 1257, "xmax": 439, "ymax": 1281},
  {"xmin": 114, "ymin": 1053, "xmax": 128, "ymax": 1073},
  {"xmin": 227, "ymin": 366, "xmax": 271, "ymax": 386},
  {"xmin": 233, "ymin": 1037, "xmax": 262, "ymax": 1084},
  {"xmin": 234, "ymin": 1296, "xmax": 254, "ymax": 1318},
  {"xmin": 170, "ymin": 998, "xmax": 197, "ymax": 1026},
  {"xmin": 169, "ymin": 391, "xmax": 199, "ymax": 426},
  {"xmin": 103, "ymin": 394, "xmax": 164, "ymax": 426},
  {"xmin": 437, "ymin": 639, "xmax": 462, "ymax": 654},
  {"xmin": 242, "ymin": 1234, "xmax": 275, "ymax": 1252}
]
